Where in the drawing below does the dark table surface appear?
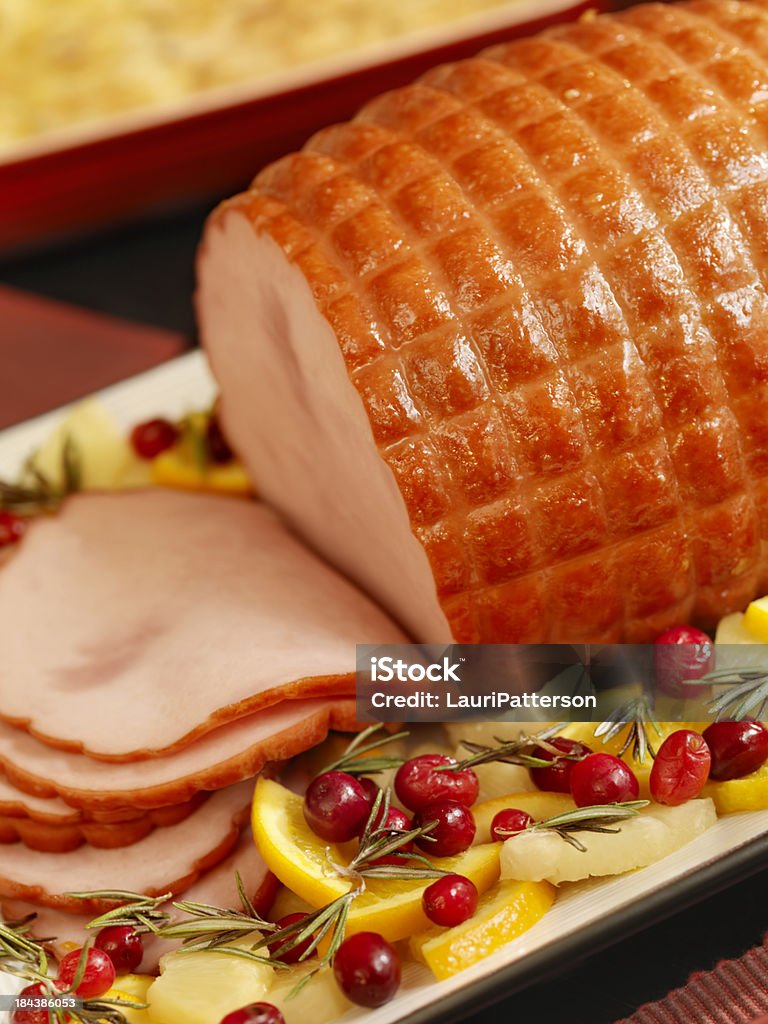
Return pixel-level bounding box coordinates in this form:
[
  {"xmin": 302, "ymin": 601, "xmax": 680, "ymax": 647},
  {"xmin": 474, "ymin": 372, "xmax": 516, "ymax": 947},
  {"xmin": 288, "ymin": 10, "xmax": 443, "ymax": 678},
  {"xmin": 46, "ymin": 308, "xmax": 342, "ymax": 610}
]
[{"xmin": 2, "ymin": 210, "xmax": 767, "ymax": 1024}]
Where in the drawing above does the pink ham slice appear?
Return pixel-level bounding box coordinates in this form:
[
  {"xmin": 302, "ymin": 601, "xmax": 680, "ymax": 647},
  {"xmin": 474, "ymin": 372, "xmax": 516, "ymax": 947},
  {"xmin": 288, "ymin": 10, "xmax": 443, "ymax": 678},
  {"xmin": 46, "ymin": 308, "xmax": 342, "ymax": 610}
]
[
  {"xmin": 0, "ymin": 489, "xmax": 406, "ymax": 759},
  {"xmin": 198, "ymin": 0, "xmax": 768, "ymax": 643},
  {"xmin": 0, "ymin": 697, "xmax": 358, "ymax": 812},
  {"xmin": 3, "ymin": 827, "xmax": 276, "ymax": 972},
  {"xmin": 0, "ymin": 781, "xmax": 253, "ymax": 913}
]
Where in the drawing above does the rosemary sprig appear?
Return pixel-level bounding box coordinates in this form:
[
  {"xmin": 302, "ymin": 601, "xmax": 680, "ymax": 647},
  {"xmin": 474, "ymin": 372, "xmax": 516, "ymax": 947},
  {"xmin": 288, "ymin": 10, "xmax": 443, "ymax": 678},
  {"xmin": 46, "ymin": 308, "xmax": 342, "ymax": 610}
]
[
  {"xmin": 688, "ymin": 668, "xmax": 768, "ymax": 722},
  {"xmin": 447, "ymin": 723, "xmax": 570, "ymax": 772},
  {"xmin": 0, "ymin": 435, "xmax": 81, "ymax": 514},
  {"xmin": 68, "ymin": 890, "xmax": 173, "ymax": 935},
  {"xmin": 0, "ymin": 915, "xmax": 48, "ymax": 969},
  {"xmin": 321, "ymin": 723, "xmax": 409, "ymax": 776},
  {"xmin": 527, "ymin": 801, "xmax": 649, "ymax": 852},
  {"xmin": 594, "ymin": 697, "xmax": 662, "ymax": 762}
]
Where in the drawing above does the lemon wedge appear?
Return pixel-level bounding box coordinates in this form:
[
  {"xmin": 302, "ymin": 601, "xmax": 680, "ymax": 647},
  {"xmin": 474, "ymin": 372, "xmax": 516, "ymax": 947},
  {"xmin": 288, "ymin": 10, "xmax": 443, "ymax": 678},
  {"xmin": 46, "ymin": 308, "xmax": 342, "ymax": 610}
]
[
  {"xmin": 150, "ymin": 449, "xmax": 253, "ymax": 496},
  {"xmin": 252, "ymin": 778, "xmax": 501, "ymax": 942},
  {"xmin": 744, "ymin": 597, "xmax": 768, "ymax": 643},
  {"xmin": 703, "ymin": 762, "xmax": 768, "ymax": 813},
  {"xmin": 410, "ymin": 878, "xmax": 555, "ymax": 979},
  {"xmin": 102, "ymin": 975, "xmax": 153, "ymax": 1023},
  {"xmin": 252, "ymin": 777, "xmax": 351, "ymax": 907}
]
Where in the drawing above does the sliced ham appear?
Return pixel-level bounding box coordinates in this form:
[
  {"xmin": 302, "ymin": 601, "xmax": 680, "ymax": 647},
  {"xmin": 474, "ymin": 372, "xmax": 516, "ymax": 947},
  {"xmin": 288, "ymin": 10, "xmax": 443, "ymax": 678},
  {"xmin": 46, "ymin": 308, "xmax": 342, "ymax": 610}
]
[
  {"xmin": 0, "ymin": 797, "xmax": 206, "ymax": 853},
  {"xmin": 198, "ymin": 0, "xmax": 768, "ymax": 644},
  {"xmin": 0, "ymin": 781, "xmax": 253, "ymax": 913},
  {"xmin": 0, "ymin": 489, "xmax": 406, "ymax": 759},
  {"xmin": 3, "ymin": 827, "xmax": 276, "ymax": 972},
  {"xmin": 0, "ymin": 697, "xmax": 358, "ymax": 811},
  {"xmin": 0, "ymin": 776, "xmax": 204, "ymax": 825}
]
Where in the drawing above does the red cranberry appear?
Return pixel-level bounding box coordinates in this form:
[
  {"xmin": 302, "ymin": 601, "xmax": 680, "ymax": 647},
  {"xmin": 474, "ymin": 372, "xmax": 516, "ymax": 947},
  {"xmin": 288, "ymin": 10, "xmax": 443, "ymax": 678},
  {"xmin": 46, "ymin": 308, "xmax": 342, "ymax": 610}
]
[
  {"xmin": 490, "ymin": 808, "xmax": 534, "ymax": 841},
  {"xmin": 206, "ymin": 414, "xmax": 235, "ymax": 464},
  {"xmin": 358, "ymin": 777, "xmax": 380, "ymax": 811},
  {"xmin": 333, "ymin": 932, "xmax": 401, "ymax": 1008},
  {"xmin": 0, "ymin": 512, "xmax": 26, "ymax": 549},
  {"xmin": 95, "ymin": 924, "xmax": 143, "ymax": 974},
  {"xmin": 129, "ymin": 417, "xmax": 179, "ymax": 460},
  {"xmin": 369, "ymin": 806, "xmax": 414, "ymax": 865},
  {"xmin": 530, "ymin": 737, "xmax": 592, "ymax": 793},
  {"xmin": 268, "ymin": 912, "xmax": 316, "ymax": 964},
  {"xmin": 11, "ymin": 983, "xmax": 50, "ymax": 1024},
  {"xmin": 422, "ymin": 873, "xmax": 478, "ymax": 927},
  {"xmin": 395, "ymin": 754, "xmax": 478, "ymax": 811},
  {"xmin": 57, "ymin": 946, "xmax": 115, "ymax": 998},
  {"xmin": 413, "ymin": 799, "xmax": 476, "ymax": 857},
  {"xmin": 703, "ymin": 720, "xmax": 768, "ymax": 781},
  {"xmin": 654, "ymin": 625, "xmax": 714, "ymax": 698},
  {"xmin": 650, "ymin": 730, "xmax": 711, "ymax": 805},
  {"xmin": 219, "ymin": 1003, "xmax": 285, "ymax": 1024},
  {"xmin": 303, "ymin": 771, "xmax": 370, "ymax": 842},
  {"xmin": 569, "ymin": 753, "xmax": 640, "ymax": 807}
]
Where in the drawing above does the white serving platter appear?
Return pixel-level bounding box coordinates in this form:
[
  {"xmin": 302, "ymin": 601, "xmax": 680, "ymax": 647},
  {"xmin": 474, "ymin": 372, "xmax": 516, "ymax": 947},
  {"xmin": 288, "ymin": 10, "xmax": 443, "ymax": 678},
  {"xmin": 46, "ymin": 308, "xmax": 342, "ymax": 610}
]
[{"xmin": 1, "ymin": 351, "xmax": 767, "ymax": 1024}]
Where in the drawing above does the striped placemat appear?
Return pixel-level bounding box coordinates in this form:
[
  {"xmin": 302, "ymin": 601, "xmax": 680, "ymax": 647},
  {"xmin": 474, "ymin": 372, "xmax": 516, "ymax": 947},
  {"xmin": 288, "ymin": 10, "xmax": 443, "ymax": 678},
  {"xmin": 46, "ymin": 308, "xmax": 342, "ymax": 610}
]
[{"xmin": 617, "ymin": 941, "xmax": 768, "ymax": 1023}]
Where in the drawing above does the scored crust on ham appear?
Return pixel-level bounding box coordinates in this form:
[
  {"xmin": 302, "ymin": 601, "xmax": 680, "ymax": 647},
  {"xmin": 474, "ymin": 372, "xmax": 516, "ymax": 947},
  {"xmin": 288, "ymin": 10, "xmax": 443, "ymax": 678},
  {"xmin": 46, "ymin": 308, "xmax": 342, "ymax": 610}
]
[
  {"xmin": 0, "ymin": 698, "xmax": 359, "ymax": 812},
  {"xmin": 198, "ymin": 0, "xmax": 768, "ymax": 644},
  {"xmin": 2, "ymin": 827, "xmax": 276, "ymax": 973},
  {"xmin": 0, "ymin": 489, "xmax": 406, "ymax": 758},
  {"xmin": 0, "ymin": 781, "xmax": 253, "ymax": 913}
]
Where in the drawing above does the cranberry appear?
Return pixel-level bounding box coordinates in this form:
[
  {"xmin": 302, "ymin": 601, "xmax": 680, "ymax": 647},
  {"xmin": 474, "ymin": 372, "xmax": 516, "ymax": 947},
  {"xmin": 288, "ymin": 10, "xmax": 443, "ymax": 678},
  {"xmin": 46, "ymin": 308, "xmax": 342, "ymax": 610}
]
[
  {"xmin": 268, "ymin": 913, "xmax": 316, "ymax": 964},
  {"xmin": 370, "ymin": 806, "xmax": 415, "ymax": 865},
  {"xmin": 129, "ymin": 417, "xmax": 179, "ymax": 460},
  {"xmin": 95, "ymin": 924, "xmax": 143, "ymax": 974},
  {"xmin": 490, "ymin": 808, "xmax": 534, "ymax": 841},
  {"xmin": 0, "ymin": 512, "xmax": 26, "ymax": 549},
  {"xmin": 219, "ymin": 1003, "xmax": 285, "ymax": 1024},
  {"xmin": 57, "ymin": 946, "xmax": 116, "ymax": 998},
  {"xmin": 413, "ymin": 799, "xmax": 476, "ymax": 857},
  {"xmin": 206, "ymin": 414, "xmax": 235, "ymax": 464},
  {"xmin": 650, "ymin": 730, "xmax": 711, "ymax": 806},
  {"xmin": 569, "ymin": 753, "xmax": 639, "ymax": 807},
  {"xmin": 359, "ymin": 777, "xmax": 380, "ymax": 811},
  {"xmin": 11, "ymin": 983, "xmax": 50, "ymax": 1024},
  {"xmin": 703, "ymin": 720, "xmax": 768, "ymax": 781},
  {"xmin": 654, "ymin": 625, "xmax": 714, "ymax": 699},
  {"xmin": 422, "ymin": 873, "xmax": 478, "ymax": 927},
  {"xmin": 333, "ymin": 932, "xmax": 401, "ymax": 1008},
  {"xmin": 303, "ymin": 771, "xmax": 370, "ymax": 842},
  {"xmin": 530, "ymin": 737, "xmax": 592, "ymax": 793},
  {"xmin": 395, "ymin": 754, "xmax": 478, "ymax": 811}
]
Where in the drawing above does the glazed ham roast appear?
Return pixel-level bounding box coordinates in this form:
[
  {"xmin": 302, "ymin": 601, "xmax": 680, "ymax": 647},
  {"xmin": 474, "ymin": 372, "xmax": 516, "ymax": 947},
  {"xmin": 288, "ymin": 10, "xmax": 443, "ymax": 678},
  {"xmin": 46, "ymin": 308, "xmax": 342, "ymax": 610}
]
[
  {"xmin": 200, "ymin": 0, "xmax": 768, "ymax": 644},
  {"xmin": 7, "ymin": 0, "xmax": 768, "ymax": 938}
]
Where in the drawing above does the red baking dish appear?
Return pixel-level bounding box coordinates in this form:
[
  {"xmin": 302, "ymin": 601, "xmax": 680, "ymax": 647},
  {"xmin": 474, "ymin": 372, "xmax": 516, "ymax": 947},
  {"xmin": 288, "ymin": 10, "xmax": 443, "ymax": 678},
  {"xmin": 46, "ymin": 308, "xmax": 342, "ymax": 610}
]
[{"xmin": 0, "ymin": 0, "xmax": 608, "ymax": 254}]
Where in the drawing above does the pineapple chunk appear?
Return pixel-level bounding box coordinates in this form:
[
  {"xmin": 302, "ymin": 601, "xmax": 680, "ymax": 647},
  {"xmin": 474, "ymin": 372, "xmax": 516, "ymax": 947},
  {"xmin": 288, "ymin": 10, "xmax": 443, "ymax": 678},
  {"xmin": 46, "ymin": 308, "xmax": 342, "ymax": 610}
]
[
  {"xmin": 103, "ymin": 975, "xmax": 153, "ymax": 1023},
  {"xmin": 25, "ymin": 398, "xmax": 148, "ymax": 491},
  {"xmin": 500, "ymin": 799, "xmax": 717, "ymax": 885},
  {"xmin": 147, "ymin": 943, "xmax": 272, "ymax": 1024},
  {"xmin": 267, "ymin": 964, "xmax": 351, "ymax": 1024}
]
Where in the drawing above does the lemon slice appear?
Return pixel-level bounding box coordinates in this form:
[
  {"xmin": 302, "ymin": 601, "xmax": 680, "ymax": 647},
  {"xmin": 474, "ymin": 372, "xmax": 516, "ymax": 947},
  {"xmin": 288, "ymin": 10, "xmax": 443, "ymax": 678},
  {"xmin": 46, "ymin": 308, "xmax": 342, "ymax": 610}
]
[
  {"xmin": 252, "ymin": 778, "xmax": 501, "ymax": 941},
  {"xmin": 744, "ymin": 597, "xmax": 768, "ymax": 642},
  {"xmin": 703, "ymin": 762, "xmax": 768, "ymax": 812},
  {"xmin": 151, "ymin": 449, "xmax": 253, "ymax": 496},
  {"xmin": 252, "ymin": 777, "xmax": 352, "ymax": 907},
  {"xmin": 473, "ymin": 792, "xmax": 575, "ymax": 843},
  {"xmin": 102, "ymin": 975, "xmax": 153, "ymax": 1023},
  {"xmin": 410, "ymin": 878, "xmax": 555, "ymax": 979}
]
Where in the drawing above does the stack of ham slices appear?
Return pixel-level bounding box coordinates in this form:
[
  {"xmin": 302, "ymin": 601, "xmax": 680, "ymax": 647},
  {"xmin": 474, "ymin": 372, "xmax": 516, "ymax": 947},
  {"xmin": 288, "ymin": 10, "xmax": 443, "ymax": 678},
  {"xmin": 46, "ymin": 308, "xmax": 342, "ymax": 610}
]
[{"xmin": 0, "ymin": 488, "xmax": 407, "ymax": 961}]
